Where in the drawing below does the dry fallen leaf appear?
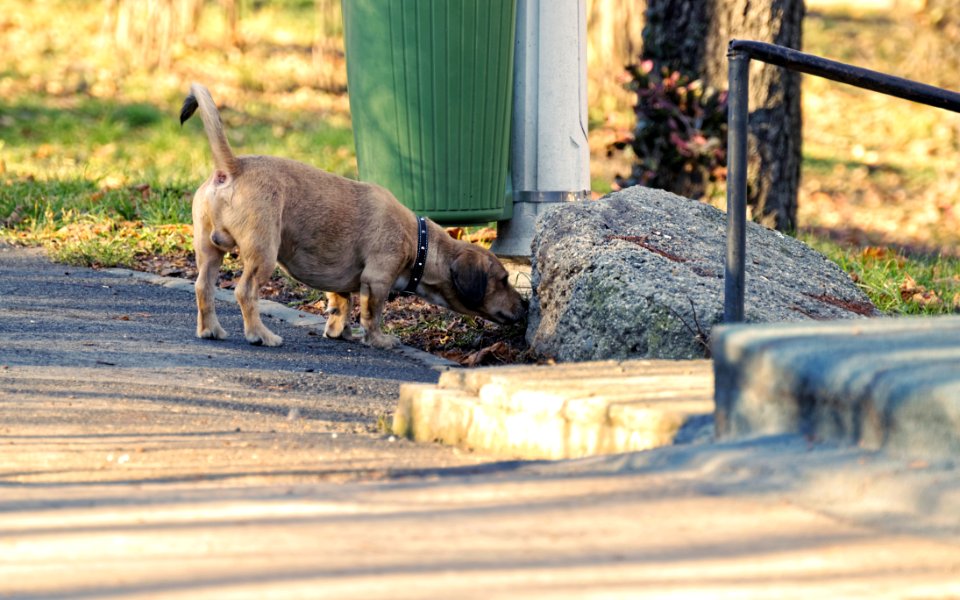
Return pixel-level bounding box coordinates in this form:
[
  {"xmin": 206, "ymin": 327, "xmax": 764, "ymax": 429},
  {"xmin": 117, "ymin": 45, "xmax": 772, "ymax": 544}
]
[
  {"xmin": 34, "ymin": 144, "xmax": 54, "ymax": 159},
  {"xmin": 899, "ymin": 274, "xmax": 943, "ymax": 307},
  {"xmin": 899, "ymin": 274, "xmax": 919, "ymax": 299},
  {"xmin": 464, "ymin": 228, "xmax": 497, "ymax": 244},
  {"xmin": 861, "ymin": 246, "xmax": 892, "ymax": 260}
]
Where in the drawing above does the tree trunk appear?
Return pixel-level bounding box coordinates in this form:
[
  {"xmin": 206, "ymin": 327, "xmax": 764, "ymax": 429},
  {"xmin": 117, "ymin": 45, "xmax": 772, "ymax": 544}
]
[
  {"xmin": 709, "ymin": 0, "xmax": 805, "ymax": 231},
  {"xmin": 108, "ymin": 0, "xmax": 206, "ymax": 70},
  {"xmin": 641, "ymin": 0, "xmax": 710, "ymax": 75},
  {"xmin": 587, "ymin": 0, "xmax": 645, "ymax": 71},
  {"xmin": 586, "ymin": 0, "xmax": 645, "ymax": 128},
  {"xmin": 313, "ymin": 0, "xmax": 344, "ymax": 91},
  {"xmin": 907, "ymin": 0, "xmax": 960, "ymax": 87},
  {"xmin": 222, "ymin": 0, "xmax": 240, "ymax": 48},
  {"xmin": 642, "ymin": 0, "xmax": 805, "ymax": 231}
]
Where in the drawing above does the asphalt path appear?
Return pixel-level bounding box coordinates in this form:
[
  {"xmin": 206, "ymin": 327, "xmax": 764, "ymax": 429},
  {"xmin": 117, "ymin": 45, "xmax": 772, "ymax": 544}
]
[
  {"xmin": 0, "ymin": 242, "xmax": 492, "ymax": 483},
  {"xmin": 3, "ymin": 242, "xmax": 960, "ymax": 598}
]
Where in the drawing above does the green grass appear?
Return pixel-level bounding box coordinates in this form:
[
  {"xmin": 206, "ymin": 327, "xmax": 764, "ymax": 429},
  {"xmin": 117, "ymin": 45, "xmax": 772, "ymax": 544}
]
[
  {"xmin": 803, "ymin": 235, "xmax": 960, "ymax": 315},
  {"xmin": 1, "ymin": 178, "xmax": 193, "ymax": 227},
  {"xmin": 591, "ymin": 177, "xmax": 615, "ymax": 196},
  {"xmin": 51, "ymin": 234, "xmax": 138, "ymax": 268},
  {"xmin": 0, "ymin": 95, "xmax": 356, "ymax": 182}
]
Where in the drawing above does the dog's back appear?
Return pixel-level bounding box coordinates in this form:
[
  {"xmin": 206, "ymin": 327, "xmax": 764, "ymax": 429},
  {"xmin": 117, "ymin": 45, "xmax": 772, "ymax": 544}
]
[{"xmin": 224, "ymin": 153, "xmax": 413, "ymax": 292}]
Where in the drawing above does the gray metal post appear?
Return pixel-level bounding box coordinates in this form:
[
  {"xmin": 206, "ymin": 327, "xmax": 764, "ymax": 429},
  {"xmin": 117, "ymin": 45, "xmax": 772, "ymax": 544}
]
[
  {"xmin": 724, "ymin": 50, "xmax": 750, "ymax": 323},
  {"xmin": 490, "ymin": 0, "xmax": 590, "ymax": 259}
]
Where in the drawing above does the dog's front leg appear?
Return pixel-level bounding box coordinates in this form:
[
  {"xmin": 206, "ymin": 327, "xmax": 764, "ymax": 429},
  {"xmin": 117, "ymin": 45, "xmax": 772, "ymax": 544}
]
[
  {"xmin": 358, "ymin": 279, "xmax": 397, "ymax": 349},
  {"xmin": 323, "ymin": 291, "xmax": 355, "ymax": 340},
  {"xmin": 235, "ymin": 256, "xmax": 283, "ymax": 347},
  {"xmin": 195, "ymin": 230, "xmax": 228, "ymax": 340}
]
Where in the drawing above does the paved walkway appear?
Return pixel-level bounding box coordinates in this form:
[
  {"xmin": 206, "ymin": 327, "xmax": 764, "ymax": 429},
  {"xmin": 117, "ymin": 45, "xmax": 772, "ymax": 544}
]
[
  {"xmin": 2, "ymin": 242, "xmax": 960, "ymax": 598},
  {"xmin": 4, "ymin": 435, "xmax": 960, "ymax": 599}
]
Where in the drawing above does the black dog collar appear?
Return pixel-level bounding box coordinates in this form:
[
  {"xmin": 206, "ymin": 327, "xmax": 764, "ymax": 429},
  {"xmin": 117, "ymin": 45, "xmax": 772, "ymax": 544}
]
[{"xmin": 404, "ymin": 216, "xmax": 428, "ymax": 294}]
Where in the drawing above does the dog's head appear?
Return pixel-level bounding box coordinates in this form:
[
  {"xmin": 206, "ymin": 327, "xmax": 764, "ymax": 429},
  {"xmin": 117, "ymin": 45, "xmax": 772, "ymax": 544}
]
[{"xmin": 447, "ymin": 245, "xmax": 527, "ymax": 325}]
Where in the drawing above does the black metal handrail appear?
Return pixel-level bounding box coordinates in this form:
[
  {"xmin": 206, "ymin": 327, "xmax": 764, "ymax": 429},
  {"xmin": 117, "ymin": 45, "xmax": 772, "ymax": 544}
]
[{"xmin": 723, "ymin": 39, "xmax": 960, "ymax": 323}]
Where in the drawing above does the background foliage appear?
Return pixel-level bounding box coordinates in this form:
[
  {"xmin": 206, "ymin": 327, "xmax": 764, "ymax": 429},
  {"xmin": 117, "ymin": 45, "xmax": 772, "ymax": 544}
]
[{"xmin": 609, "ymin": 61, "xmax": 728, "ymax": 201}]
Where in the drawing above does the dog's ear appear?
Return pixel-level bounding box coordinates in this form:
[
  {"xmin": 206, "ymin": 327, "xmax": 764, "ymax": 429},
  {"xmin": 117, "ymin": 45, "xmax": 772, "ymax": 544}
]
[{"xmin": 450, "ymin": 251, "xmax": 488, "ymax": 310}]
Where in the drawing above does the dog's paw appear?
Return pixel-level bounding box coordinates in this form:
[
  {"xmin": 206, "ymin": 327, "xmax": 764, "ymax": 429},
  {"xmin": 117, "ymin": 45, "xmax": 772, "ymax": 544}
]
[
  {"xmin": 364, "ymin": 332, "xmax": 399, "ymax": 350},
  {"xmin": 246, "ymin": 329, "xmax": 283, "ymax": 347},
  {"xmin": 197, "ymin": 325, "xmax": 228, "ymax": 340},
  {"xmin": 323, "ymin": 320, "xmax": 354, "ymax": 340}
]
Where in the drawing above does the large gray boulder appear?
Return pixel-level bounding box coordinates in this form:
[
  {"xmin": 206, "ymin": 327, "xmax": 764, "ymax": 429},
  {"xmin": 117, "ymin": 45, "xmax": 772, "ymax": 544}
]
[{"xmin": 527, "ymin": 186, "xmax": 878, "ymax": 362}]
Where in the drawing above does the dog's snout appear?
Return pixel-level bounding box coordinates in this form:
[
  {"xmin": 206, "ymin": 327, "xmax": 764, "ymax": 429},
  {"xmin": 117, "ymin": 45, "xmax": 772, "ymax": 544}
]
[
  {"xmin": 513, "ymin": 296, "xmax": 529, "ymax": 320},
  {"xmin": 495, "ymin": 300, "xmax": 527, "ymax": 325}
]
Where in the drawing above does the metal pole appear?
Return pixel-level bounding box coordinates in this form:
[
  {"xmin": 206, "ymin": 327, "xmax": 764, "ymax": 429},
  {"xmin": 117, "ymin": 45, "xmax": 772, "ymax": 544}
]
[
  {"xmin": 724, "ymin": 50, "xmax": 750, "ymax": 323},
  {"xmin": 490, "ymin": 0, "xmax": 590, "ymax": 259}
]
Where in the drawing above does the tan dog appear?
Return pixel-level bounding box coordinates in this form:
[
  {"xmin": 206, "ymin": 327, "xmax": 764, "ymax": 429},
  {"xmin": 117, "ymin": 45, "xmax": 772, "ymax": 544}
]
[{"xmin": 180, "ymin": 83, "xmax": 526, "ymax": 349}]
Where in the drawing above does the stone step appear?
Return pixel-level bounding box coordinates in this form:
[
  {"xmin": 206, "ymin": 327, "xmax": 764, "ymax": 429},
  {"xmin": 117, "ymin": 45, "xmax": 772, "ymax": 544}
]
[
  {"xmin": 713, "ymin": 315, "xmax": 960, "ymax": 458},
  {"xmin": 393, "ymin": 360, "xmax": 714, "ymax": 460}
]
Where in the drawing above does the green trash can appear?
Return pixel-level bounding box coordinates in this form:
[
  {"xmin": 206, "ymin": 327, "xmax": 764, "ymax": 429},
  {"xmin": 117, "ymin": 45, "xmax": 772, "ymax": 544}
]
[{"xmin": 342, "ymin": 0, "xmax": 517, "ymax": 224}]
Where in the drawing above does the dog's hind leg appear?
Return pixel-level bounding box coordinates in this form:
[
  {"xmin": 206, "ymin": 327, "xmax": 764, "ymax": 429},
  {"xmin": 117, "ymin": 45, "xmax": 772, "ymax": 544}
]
[
  {"xmin": 358, "ymin": 277, "xmax": 398, "ymax": 349},
  {"xmin": 194, "ymin": 226, "xmax": 228, "ymax": 340},
  {"xmin": 323, "ymin": 291, "xmax": 355, "ymax": 340},
  {"xmin": 235, "ymin": 249, "xmax": 283, "ymax": 347}
]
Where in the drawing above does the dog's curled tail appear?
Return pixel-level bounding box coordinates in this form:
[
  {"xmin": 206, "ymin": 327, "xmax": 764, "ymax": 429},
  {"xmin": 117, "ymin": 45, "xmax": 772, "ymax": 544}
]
[{"xmin": 180, "ymin": 82, "xmax": 240, "ymax": 177}]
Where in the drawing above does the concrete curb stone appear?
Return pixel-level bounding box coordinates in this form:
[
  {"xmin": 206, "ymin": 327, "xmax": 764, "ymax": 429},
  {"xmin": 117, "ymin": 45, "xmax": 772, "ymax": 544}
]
[
  {"xmin": 713, "ymin": 315, "xmax": 960, "ymax": 458},
  {"xmin": 394, "ymin": 359, "xmax": 714, "ymax": 459}
]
